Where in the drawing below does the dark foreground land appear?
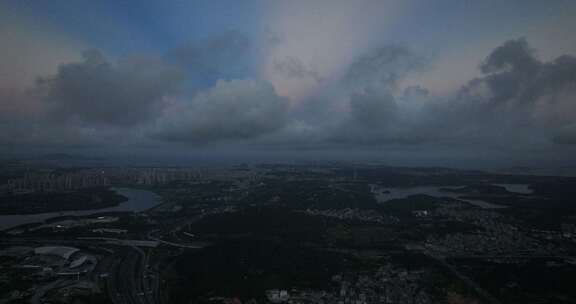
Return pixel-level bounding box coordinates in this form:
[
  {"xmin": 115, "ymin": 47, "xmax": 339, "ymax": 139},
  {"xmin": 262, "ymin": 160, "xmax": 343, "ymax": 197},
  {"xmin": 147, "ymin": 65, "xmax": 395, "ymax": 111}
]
[{"xmin": 1, "ymin": 163, "xmax": 576, "ymax": 303}]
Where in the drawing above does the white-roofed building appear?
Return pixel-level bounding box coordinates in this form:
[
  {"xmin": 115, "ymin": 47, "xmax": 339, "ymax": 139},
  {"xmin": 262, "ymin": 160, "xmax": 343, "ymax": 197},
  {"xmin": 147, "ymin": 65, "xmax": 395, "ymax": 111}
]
[
  {"xmin": 34, "ymin": 246, "xmax": 80, "ymax": 260},
  {"xmin": 69, "ymin": 255, "xmax": 96, "ymax": 268}
]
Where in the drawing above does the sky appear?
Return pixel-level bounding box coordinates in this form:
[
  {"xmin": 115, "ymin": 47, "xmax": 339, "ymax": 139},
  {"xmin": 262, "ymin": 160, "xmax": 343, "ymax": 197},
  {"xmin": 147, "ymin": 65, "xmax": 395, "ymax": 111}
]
[{"xmin": 1, "ymin": 0, "xmax": 576, "ymax": 168}]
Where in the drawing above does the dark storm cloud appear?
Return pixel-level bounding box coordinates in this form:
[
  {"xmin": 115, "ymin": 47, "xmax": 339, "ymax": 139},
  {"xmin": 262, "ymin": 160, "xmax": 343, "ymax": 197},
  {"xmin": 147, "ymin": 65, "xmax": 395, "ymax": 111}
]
[
  {"xmin": 327, "ymin": 88, "xmax": 430, "ymax": 145},
  {"xmin": 0, "ymin": 31, "xmax": 291, "ymax": 148},
  {"xmin": 151, "ymin": 79, "xmax": 289, "ymax": 144},
  {"xmin": 480, "ymin": 38, "xmax": 540, "ymax": 76},
  {"xmin": 477, "ymin": 38, "xmax": 576, "ymax": 109},
  {"xmin": 2, "ymin": 34, "xmax": 575, "ymax": 153},
  {"xmin": 168, "ymin": 30, "xmax": 253, "ymax": 81},
  {"xmin": 474, "ymin": 38, "xmax": 544, "ymax": 111},
  {"xmin": 343, "ymin": 45, "xmax": 425, "ymax": 89},
  {"xmin": 322, "ymin": 46, "xmax": 431, "ymax": 145},
  {"xmin": 39, "ymin": 50, "xmax": 183, "ymax": 127},
  {"xmin": 454, "ymin": 38, "xmax": 576, "ymax": 144},
  {"xmin": 328, "ymin": 93, "xmax": 399, "ymax": 144},
  {"xmin": 317, "ymin": 39, "xmax": 576, "ymax": 148},
  {"xmin": 0, "ymin": 88, "xmax": 129, "ymax": 147},
  {"xmin": 254, "ymin": 46, "xmax": 433, "ymax": 148},
  {"xmin": 349, "ymin": 90, "xmax": 397, "ymax": 128}
]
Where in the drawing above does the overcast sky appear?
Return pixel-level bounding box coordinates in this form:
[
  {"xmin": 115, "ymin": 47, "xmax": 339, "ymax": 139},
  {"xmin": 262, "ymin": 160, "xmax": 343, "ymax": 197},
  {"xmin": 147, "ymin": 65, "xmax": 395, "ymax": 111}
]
[{"xmin": 1, "ymin": 0, "xmax": 576, "ymax": 167}]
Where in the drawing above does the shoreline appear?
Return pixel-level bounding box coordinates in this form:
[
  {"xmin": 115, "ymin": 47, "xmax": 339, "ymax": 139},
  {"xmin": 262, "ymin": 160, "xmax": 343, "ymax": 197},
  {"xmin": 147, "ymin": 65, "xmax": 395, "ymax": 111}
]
[
  {"xmin": 0, "ymin": 187, "xmax": 127, "ymax": 216},
  {"xmin": 0, "ymin": 187, "xmax": 161, "ymax": 231}
]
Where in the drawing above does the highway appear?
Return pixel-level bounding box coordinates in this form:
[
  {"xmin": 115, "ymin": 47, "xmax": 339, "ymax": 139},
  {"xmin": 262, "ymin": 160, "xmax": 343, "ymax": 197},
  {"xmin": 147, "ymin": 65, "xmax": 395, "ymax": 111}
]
[
  {"xmin": 0, "ymin": 211, "xmax": 208, "ymax": 303},
  {"xmin": 0, "ymin": 236, "xmax": 161, "ymax": 304},
  {"xmin": 101, "ymin": 243, "xmax": 163, "ymax": 304},
  {"xmin": 426, "ymin": 253, "xmax": 502, "ymax": 304}
]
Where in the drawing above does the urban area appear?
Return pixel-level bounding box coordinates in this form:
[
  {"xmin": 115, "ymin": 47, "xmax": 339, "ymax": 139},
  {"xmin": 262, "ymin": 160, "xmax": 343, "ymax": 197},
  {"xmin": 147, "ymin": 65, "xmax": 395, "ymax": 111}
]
[{"xmin": 0, "ymin": 160, "xmax": 575, "ymax": 304}]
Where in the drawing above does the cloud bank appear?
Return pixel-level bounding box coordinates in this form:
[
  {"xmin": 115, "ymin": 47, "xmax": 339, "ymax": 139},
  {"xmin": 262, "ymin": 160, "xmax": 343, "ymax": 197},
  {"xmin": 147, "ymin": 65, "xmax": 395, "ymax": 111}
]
[
  {"xmin": 152, "ymin": 79, "xmax": 288, "ymax": 143},
  {"xmin": 41, "ymin": 50, "xmax": 183, "ymax": 127},
  {"xmin": 1, "ymin": 33, "xmax": 576, "ymax": 162}
]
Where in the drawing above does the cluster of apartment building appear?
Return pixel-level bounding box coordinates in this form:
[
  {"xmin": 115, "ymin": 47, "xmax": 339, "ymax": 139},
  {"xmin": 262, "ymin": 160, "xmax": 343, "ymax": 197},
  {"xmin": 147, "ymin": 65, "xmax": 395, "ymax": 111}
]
[
  {"xmin": 3, "ymin": 170, "xmax": 109, "ymax": 193},
  {"xmin": 427, "ymin": 202, "xmax": 557, "ymax": 257},
  {"xmin": 134, "ymin": 167, "xmax": 262, "ymax": 185},
  {"xmin": 1, "ymin": 166, "xmax": 265, "ymax": 193}
]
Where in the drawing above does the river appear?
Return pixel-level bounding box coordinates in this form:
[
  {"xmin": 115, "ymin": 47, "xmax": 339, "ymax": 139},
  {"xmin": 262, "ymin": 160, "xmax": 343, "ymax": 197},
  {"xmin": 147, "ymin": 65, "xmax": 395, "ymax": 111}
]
[{"xmin": 0, "ymin": 187, "xmax": 161, "ymax": 231}]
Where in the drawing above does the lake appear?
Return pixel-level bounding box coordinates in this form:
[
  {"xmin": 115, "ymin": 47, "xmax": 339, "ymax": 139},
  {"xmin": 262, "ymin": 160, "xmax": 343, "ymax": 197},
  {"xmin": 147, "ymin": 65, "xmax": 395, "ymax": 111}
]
[
  {"xmin": 0, "ymin": 187, "xmax": 161, "ymax": 231},
  {"xmin": 371, "ymin": 185, "xmax": 512, "ymax": 209},
  {"xmin": 493, "ymin": 183, "xmax": 533, "ymax": 194}
]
